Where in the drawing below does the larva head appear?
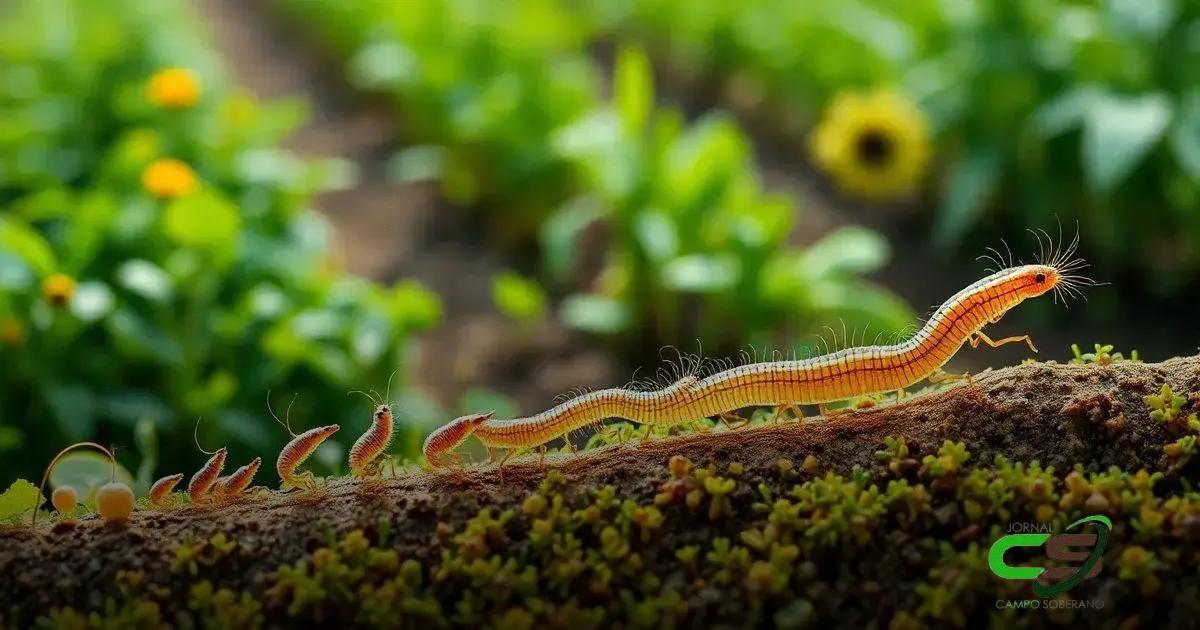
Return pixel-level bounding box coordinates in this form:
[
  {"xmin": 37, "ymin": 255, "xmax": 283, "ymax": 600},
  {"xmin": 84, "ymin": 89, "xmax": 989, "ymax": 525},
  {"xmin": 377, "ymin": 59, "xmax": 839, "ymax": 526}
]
[
  {"xmin": 1010, "ymin": 264, "xmax": 1059, "ymax": 299},
  {"xmin": 422, "ymin": 412, "xmax": 493, "ymax": 468},
  {"xmin": 374, "ymin": 404, "xmax": 392, "ymax": 424}
]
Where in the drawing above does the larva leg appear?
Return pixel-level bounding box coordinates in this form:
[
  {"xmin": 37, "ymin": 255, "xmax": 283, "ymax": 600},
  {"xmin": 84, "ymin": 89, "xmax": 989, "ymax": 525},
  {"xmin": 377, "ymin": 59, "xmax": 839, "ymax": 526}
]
[
  {"xmin": 246, "ymin": 486, "xmax": 270, "ymax": 501},
  {"xmin": 817, "ymin": 403, "xmax": 851, "ymax": 418},
  {"xmin": 495, "ymin": 449, "xmax": 514, "ymax": 481},
  {"xmin": 895, "ymin": 388, "xmax": 906, "ymax": 402},
  {"xmin": 538, "ymin": 445, "xmax": 547, "ymax": 469},
  {"xmin": 690, "ymin": 420, "xmax": 711, "ymax": 433},
  {"xmin": 970, "ymin": 331, "xmax": 1038, "ymax": 353},
  {"xmin": 719, "ymin": 412, "xmax": 748, "ymax": 429},
  {"xmin": 928, "ymin": 370, "xmax": 972, "ymax": 385}
]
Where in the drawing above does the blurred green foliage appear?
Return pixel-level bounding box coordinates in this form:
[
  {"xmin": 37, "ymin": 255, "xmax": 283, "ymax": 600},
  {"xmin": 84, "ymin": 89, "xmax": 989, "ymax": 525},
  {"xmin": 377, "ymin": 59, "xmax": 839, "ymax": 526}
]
[
  {"xmin": 0, "ymin": 0, "xmax": 442, "ymax": 483},
  {"xmin": 280, "ymin": 0, "xmax": 914, "ymax": 352},
  {"xmin": 591, "ymin": 0, "xmax": 1200, "ymax": 292}
]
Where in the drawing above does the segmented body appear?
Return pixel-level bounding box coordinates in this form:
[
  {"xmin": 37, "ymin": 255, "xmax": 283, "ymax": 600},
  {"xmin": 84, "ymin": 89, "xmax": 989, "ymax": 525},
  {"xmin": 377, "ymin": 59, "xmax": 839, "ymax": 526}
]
[
  {"xmin": 215, "ymin": 457, "xmax": 261, "ymax": 498},
  {"xmin": 187, "ymin": 448, "xmax": 227, "ymax": 503},
  {"xmin": 421, "ymin": 412, "xmax": 492, "ymax": 467},
  {"xmin": 426, "ymin": 263, "xmax": 1075, "ymax": 463},
  {"xmin": 348, "ymin": 405, "xmax": 393, "ymax": 475},
  {"xmin": 148, "ymin": 473, "xmax": 184, "ymax": 507},
  {"xmin": 276, "ymin": 425, "xmax": 339, "ymax": 488}
]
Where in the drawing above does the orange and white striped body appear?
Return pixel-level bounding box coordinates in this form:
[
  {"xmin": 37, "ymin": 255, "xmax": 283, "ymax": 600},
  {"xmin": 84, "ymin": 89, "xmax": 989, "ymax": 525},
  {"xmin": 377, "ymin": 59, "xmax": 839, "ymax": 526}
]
[
  {"xmin": 348, "ymin": 404, "xmax": 393, "ymax": 476},
  {"xmin": 214, "ymin": 457, "xmax": 262, "ymax": 499},
  {"xmin": 187, "ymin": 448, "xmax": 227, "ymax": 504},
  {"xmin": 148, "ymin": 473, "xmax": 184, "ymax": 507},
  {"xmin": 276, "ymin": 425, "xmax": 339, "ymax": 489},
  {"xmin": 425, "ymin": 263, "xmax": 1075, "ymax": 464}
]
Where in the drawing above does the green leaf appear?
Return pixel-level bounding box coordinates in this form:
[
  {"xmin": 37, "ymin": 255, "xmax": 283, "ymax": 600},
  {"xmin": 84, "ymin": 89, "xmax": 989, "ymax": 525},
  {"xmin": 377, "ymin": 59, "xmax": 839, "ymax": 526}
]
[
  {"xmin": 70, "ymin": 281, "xmax": 115, "ymax": 322},
  {"xmin": 49, "ymin": 452, "xmax": 134, "ymax": 506},
  {"xmin": 540, "ymin": 196, "xmax": 604, "ymax": 282},
  {"xmin": 457, "ymin": 388, "xmax": 518, "ymax": 420},
  {"xmin": 560, "ymin": 294, "xmax": 631, "ymax": 335},
  {"xmin": 162, "ymin": 190, "xmax": 242, "ymax": 251},
  {"xmin": 1082, "ymin": 92, "xmax": 1173, "ymax": 194},
  {"xmin": 0, "ymin": 217, "xmax": 56, "ymax": 276},
  {"xmin": 934, "ymin": 150, "xmax": 1002, "ymax": 247},
  {"xmin": 633, "ymin": 211, "xmax": 678, "ymax": 263},
  {"xmin": 491, "ymin": 271, "xmax": 547, "ymax": 325},
  {"xmin": 387, "ymin": 145, "xmax": 445, "ymax": 183},
  {"xmin": 1032, "ymin": 87, "xmax": 1103, "ymax": 138},
  {"xmin": 0, "ymin": 479, "xmax": 40, "ymax": 523},
  {"xmin": 1171, "ymin": 90, "xmax": 1200, "ymax": 182},
  {"xmin": 615, "ymin": 43, "xmax": 653, "ymax": 135},
  {"xmin": 661, "ymin": 255, "xmax": 740, "ymax": 293},
  {"xmin": 117, "ymin": 259, "xmax": 173, "ymax": 302},
  {"xmin": 1107, "ymin": 0, "xmax": 1177, "ymax": 40},
  {"xmin": 798, "ymin": 227, "xmax": 890, "ymax": 279},
  {"xmin": 43, "ymin": 383, "xmax": 96, "ymax": 441}
]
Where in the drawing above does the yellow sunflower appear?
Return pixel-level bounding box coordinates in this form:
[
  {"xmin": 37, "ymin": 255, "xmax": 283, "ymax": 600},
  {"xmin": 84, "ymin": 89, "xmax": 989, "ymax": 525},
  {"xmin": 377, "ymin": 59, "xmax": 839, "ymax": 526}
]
[
  {"xmin": 810, "ymin": 89, "xmax": 930, "ymax": 201},
  {"xmin": 42, "ymin": 274, "xmax": 77, "ymax": 308},
  {"xmin": 146, "ymin": 67, "xmax": 201, "ymax": 109},
  {"xmin": 141, "ymin": 158, "xmax": 199, "ymax": 199}
]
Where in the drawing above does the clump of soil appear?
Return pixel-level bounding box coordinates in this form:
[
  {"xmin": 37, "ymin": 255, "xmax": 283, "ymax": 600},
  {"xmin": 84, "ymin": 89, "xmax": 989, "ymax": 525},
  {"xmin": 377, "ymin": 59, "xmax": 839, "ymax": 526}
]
[{"xmin": 2, "ymin": 355, "xmax": 1199, "ymax": 627}]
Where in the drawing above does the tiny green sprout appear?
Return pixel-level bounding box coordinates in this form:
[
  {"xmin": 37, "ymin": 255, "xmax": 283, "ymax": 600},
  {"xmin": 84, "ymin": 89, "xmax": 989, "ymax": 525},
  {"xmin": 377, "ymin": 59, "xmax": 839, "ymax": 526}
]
[
  {"xmin": 1145, "ymin": 383, "xmax": 1197, "ymax": 429},
  {"xmin": 1070, "ymin": 343, "xmax": 1139, "ymax": 365}
]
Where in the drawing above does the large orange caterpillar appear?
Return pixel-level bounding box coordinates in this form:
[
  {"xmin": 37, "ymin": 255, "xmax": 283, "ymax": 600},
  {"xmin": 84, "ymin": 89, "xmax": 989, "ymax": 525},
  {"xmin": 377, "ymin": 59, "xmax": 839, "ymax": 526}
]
[{"xmin": 423, "ymin": 246, "xmax": 1094, "ymax": 466}]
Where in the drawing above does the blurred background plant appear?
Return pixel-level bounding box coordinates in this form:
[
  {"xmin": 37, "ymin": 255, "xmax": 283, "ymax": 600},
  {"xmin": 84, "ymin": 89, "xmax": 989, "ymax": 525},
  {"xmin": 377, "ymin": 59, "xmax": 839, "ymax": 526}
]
[
  {"xmin": 0, "ymin": 0, "xmax": 441, "ymax": 486},
  {"xmin": 589, "ymin": 0, "xmax": 1200, "ymax": 294},
  {"xmin": 279, "ymin": 0, "xmax": 914, "ymax": 356}
]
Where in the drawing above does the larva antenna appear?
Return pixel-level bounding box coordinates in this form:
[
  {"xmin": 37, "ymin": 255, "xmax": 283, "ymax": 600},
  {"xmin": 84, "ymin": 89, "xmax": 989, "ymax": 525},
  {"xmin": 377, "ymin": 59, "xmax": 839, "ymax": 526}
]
[
  {"xmin": 193, "ymin": 417, "xmax": 217, "ymax": 456},
  {"xmin": 347, "ymin": 389, "xmax": 380, "ymax": 408},
  {"xmin": 383, "ymin": 368, "xmax": 398, "ymax": 406},
  {"xmin": 33, "ymin": 441, "xmax": 116, "ymax": 525},
  {"xmin": 268, "ymin": 392, "xmax": 300, "ymax": 438}
]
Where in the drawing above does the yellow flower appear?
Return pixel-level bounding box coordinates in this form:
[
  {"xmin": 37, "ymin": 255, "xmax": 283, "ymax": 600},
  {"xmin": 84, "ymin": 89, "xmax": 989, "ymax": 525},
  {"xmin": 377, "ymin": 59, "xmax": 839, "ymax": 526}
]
[
  {"xmin": 146, "ymin": 67, "xmax": 201, "ymax": 109},
  {"xmin": 0, "ymin": 318, "xmax": 26, "ymax": 347},
  {"xmin": 142, "ymin": 158, "xmax": 198, "ymax": 198},
  {"xmin": 810, "ymin": 89, "xmax": 930, "ymax": 201},
  {"xmin": 42, "ymin": 274, "xmax": 77, "ymax": 308}
]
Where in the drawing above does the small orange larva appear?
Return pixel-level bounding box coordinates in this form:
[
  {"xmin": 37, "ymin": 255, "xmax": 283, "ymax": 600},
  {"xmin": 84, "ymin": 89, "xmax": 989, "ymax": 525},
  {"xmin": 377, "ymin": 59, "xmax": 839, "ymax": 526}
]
[
  {"xmin": 348, "ymin": 403, "xmax": 394, "ymax": 477},
  {"xmin": 149, "ymin": 473, "xmax": 185, "ymax": 508},
  {"xmin": 270, "ymin": 393, "xmax": 339, "ymax": 491}
]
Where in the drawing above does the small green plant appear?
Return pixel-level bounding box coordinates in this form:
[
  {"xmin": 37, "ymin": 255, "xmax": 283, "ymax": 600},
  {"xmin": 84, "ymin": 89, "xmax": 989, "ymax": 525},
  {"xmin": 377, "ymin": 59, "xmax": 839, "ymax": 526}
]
[
  {"xmin": 0, "ymin": 0, "xmax": 443, "ymax": 483},
  {"xmin": 1070, "ymin": 343, "xmax": 1140, "ymax": 365},
  {"xmin": 1145, "ymin": 384, "xmax": 1199, "ymax": 431}
]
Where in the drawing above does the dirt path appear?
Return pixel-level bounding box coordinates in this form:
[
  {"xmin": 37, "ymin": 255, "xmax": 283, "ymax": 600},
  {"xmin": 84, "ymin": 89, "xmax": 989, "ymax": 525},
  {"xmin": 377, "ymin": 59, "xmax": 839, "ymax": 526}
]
[
  {"xmin": 191, "ymin": 0, "xmax": 618, "ymax": 414},
  {"xmin": 3, "ymin": 354, "xmax": 1198, "ymax": 625}
]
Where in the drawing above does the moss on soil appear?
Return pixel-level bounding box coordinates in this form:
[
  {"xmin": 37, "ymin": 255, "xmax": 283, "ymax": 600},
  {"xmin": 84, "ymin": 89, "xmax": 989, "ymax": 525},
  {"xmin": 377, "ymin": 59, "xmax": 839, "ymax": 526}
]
[{"xmin": 3, "ymin": 355, "xmax": 1200, "ymax": 628}]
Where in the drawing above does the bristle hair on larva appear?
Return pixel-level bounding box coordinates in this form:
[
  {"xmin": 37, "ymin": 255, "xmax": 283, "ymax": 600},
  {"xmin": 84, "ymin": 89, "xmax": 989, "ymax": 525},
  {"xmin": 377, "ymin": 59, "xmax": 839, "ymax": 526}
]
[{"xmin": 423, "ymin": 250, "xmax": 1097, "ymax": 466}]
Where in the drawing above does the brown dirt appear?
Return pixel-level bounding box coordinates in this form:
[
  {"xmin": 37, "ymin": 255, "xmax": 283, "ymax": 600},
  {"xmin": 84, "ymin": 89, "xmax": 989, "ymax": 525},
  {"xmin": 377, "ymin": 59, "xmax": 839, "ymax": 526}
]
[{"xmin": 2, "ymin": 355, "xmax": 1198, "ymax": 619}]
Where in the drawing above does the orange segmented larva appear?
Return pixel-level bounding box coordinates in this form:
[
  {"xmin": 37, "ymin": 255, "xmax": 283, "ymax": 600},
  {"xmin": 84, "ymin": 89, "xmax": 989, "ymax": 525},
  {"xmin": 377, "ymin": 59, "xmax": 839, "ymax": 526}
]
[
  {"xmin": 277, "ymin": 425, "xmax": 340, "ymax": 490},
  {"xmin": 188, "ymin": 448, "xmax": 227, "ymax": 504},
  {"xmin": 270, "ymin": 393, "xmax": 339, "ymax": 490},
  {"xmin": 348, "ymin": 404, "xmax": 394, "ymax": 476},
  {"xmin": 421, "ymin": 412, "xmax": 493, "ymax": 468},
  {"xmin": 187, "ymin": 419, "xmax": 227, "ymax": 504},
  {"xmin": 148, "ymin": 473, "xmax": 185, "ymax": 507},
  {"xmin": 423, "ymin": 239, "xmax": 1097, "ymax": 466},
  {"xmin": 214, "ymin": 457, "xmax": 262, "ymax": 499}
]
